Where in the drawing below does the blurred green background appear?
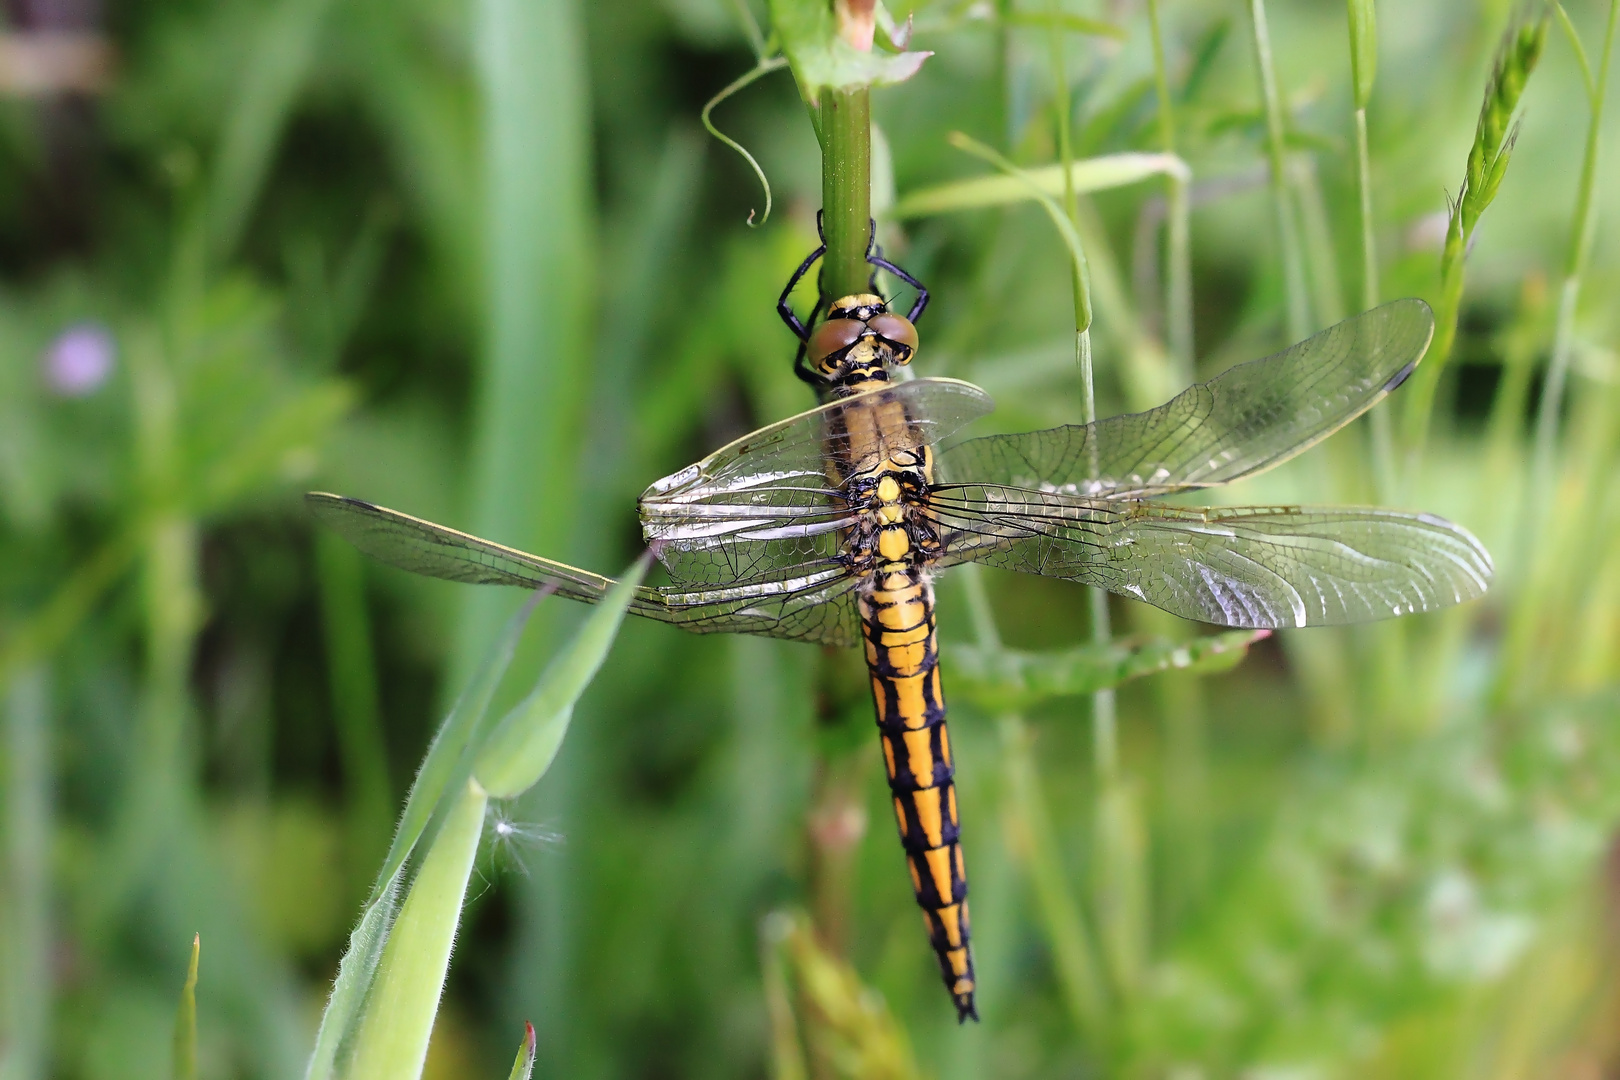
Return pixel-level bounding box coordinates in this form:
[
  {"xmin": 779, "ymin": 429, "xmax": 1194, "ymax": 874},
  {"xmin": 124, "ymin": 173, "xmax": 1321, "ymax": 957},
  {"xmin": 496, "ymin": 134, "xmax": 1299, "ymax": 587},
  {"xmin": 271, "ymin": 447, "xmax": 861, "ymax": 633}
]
[{"xmin": 2, "ymin": 0, "xmax": 1620, "ymax": 1076}]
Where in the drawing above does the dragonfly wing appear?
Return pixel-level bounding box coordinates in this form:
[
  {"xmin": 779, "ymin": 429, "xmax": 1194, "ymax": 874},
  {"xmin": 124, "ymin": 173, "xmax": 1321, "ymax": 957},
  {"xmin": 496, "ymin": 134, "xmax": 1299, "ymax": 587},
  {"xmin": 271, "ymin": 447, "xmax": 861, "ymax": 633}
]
[
  {"xmin": 641, "ymin": 377, "xmax": 995, "ymax": 557},
  {"xmin": 306, "ymin": 493, "xmax": 862, "ymax": 646},
  {"xmin": 942, "ymin": 299, "xmax": 1434, "ymax": 497},
  {"xmin": 930, "ymin": 486, "xmax": 1492, "ymax": 628}
]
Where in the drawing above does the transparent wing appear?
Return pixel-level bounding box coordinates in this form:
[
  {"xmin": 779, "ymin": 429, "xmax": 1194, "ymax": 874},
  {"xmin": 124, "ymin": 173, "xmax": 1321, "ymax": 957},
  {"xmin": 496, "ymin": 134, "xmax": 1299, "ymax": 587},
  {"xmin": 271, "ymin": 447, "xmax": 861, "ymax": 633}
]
[
  {"xmin": 943, "ymin": 299, "xmax": 1434, "ymax": 498},
  {"xmin": 639, "ymin": 377, "xmax": 993, "ymax": 593},
  {"xmin": 929, "ymin": 485, "xmax": 1492, "ymax": 628},
  {"xmin": 306, "ymin": 493, "xmax": 862, "ymax": 646}
]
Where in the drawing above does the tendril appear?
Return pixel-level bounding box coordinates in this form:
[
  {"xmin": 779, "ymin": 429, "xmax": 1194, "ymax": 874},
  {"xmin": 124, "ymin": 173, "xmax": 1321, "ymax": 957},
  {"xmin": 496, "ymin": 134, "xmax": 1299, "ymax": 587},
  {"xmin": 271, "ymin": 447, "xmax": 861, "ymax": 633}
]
[{"xmin": 701, "ymin": 55, "xmax": 790, "ymax": 227}]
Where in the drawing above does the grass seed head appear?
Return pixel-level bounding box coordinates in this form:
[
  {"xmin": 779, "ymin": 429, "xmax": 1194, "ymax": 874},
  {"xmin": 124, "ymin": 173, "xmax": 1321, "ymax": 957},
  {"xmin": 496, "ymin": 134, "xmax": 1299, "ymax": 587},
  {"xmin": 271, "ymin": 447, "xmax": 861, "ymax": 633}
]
[{"xmin": 1462, "ymin": 3, "xmax": 1550, "ymax": 232}]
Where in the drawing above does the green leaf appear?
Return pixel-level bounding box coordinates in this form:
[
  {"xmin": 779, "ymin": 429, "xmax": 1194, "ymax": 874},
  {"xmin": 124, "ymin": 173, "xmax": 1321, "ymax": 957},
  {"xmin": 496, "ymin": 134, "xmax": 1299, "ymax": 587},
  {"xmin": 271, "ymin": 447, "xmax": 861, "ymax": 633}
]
[
  {"xmin": 768, "ymin": 0, "xmax": 931, "ymax": 101},
  {"xmin": 344, "ymin": 778, "xmax": 490, "ymax": 1080},
  {"xmin": 505, "ymin": 1022, "xmax": 537, "ymax": 1080},
  {"xmin": 303, "ymin": 594, "xmax": 541, "ymax": 1080},
  {"xmin": 172, "ymin": 934, "xmax": 200, "ymax": 1080},
  {"xmin": 891, "ymin": 151, "xmax": 1189, "ymax": 219},
  {"xmin": 1002, "ymin": 9, "xmax": 1128, "ymax": 41},
  {"xmin": 949, "ymin": 630, "xmax": 1268, "ymax": 712},
  {"xmin": 473, "ymin": 554, "xmax": 651, "ymax": 799}
]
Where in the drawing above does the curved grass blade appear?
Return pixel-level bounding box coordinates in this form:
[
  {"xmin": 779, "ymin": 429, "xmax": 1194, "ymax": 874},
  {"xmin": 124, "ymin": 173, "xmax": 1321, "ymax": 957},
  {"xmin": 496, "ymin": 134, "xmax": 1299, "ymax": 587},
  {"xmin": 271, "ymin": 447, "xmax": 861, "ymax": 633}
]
[
  {"xmin": 303, "ymin": 592, "xmax": 543, "ymax": 1080},
  {"xmin": 344, "ymin": 778, "xmax": 489, "ymax": 1080},
  {"xmin": 891, "ymin": 151, "xmax": 1188, "ymax": 220},
  {"xmin": 474, "ymin": 554, "xmax": 653, "ymax": 798}
]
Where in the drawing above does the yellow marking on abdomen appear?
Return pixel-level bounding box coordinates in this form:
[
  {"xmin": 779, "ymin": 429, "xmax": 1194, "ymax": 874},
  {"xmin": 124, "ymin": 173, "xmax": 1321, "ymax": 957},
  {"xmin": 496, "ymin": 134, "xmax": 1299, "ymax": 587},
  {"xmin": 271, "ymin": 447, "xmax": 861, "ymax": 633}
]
[
  {"xmin": 901, "ymin": 728, "xmax": 936, "ymax": 789},
  {"xmin": 923, "ymin": 846, "xmax": 954, "ymax": 902},
  {"xmin": 911, "ymin": 786, "xmax": 944, "ymax": 847}
]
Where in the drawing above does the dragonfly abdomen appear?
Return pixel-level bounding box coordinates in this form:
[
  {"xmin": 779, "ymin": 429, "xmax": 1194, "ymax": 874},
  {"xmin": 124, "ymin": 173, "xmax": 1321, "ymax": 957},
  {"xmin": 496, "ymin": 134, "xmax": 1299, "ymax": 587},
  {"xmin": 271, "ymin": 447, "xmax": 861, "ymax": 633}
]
[{"xmin": 860, "ymin": 566, "xmax": 978, "ymax": 1023}]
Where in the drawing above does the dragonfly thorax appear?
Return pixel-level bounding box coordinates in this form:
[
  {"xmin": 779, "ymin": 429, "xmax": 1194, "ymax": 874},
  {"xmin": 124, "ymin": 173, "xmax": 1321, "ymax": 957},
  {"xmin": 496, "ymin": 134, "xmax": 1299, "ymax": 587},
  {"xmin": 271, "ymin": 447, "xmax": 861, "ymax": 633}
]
[
  {"xmin": 808, "ymin": 293, "xmax": 920, "ymax": 395},
  {"xmin": 844, "ymin": 456, "xmax": 941, "ymax": 577}
]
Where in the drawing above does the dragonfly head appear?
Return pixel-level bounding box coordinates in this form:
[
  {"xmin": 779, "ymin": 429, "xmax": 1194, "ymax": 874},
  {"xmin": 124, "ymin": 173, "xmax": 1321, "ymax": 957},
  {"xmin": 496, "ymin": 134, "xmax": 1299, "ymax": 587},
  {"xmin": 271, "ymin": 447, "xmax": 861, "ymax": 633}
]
[{"xmin": 807, "ymin": 293, "xmax": 920, "ymax": 393}]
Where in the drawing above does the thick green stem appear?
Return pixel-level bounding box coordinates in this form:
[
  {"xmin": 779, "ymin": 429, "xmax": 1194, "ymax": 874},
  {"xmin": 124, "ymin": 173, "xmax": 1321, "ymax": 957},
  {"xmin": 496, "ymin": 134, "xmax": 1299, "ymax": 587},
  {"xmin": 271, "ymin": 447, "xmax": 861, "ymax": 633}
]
[
  {"xmin": 809, "ymin": 84, "xmax": 873, "ymax": 961},
  {"xmin": 820, "ymin": 88, "xmax": 872, "ymax": 301},
  {"xmin": 1249, "ymin": 0, "xmax": 1311, "ymax": 341}
]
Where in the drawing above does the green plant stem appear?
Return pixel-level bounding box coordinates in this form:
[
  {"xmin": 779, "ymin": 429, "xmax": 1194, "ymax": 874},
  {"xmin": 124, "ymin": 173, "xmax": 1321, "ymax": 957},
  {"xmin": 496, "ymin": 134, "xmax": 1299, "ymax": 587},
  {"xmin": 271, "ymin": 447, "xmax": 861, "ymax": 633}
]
[
  {"xmin": 346, "ymin": 777, "xmax": 489, "ymax": 1080},
  {"xmin": 1248, "ymin": 0, "xmax": 1311, "ymax": 341},
  {"xmin": 820, "ymin": 88, "xmax": 873, "ymax": 301},
  {"xmin": 1037, "ymin": 0, "xmax": 1113, "ymax": 779},
  {"xmin": 1355, "ymin": 107, "xmax": 1397, "ymax": 500},
  {"xmin": 1046, "ymin": 0, "xmax": 1080, "ymax": 228},
  {"xmin": 1354, "ymin": 111, "xmax": 1378, "ymax": 314},
  {"xmin": 808, "ymin": 81, "xmax": 874, "ymax": 965},
  {"xmin": 1147, "ymin": 0, "xmax": 1194, "ymax": 384},
  {"xmin": 3, "ymin": 668, "xmax": 50, "ymax": 1080},
  {"xmin": 1531, "ymin": 0, "xmax": 1617, "ymax": 532}
]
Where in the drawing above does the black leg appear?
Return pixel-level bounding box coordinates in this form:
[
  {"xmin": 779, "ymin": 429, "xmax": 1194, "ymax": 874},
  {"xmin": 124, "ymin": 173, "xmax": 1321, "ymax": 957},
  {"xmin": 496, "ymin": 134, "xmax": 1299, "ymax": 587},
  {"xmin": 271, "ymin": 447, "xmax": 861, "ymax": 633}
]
[
  {"xmin": 777, "ymin": 243, "xmax": 824, "ymax": 343},
  {"xmin": 867, "ymin": 253, "xmax": 930, "ymax": 324},
  {"xmin": 861, "ymin": 216, "xmax": 930, "ymax": 324},
  {"xmin": 792, "ymin": 296, "xmax": 828, "ymax": 385},
  {"xmin": 777, "ymin": 210, "xmax": 831, "ymax": 343}
]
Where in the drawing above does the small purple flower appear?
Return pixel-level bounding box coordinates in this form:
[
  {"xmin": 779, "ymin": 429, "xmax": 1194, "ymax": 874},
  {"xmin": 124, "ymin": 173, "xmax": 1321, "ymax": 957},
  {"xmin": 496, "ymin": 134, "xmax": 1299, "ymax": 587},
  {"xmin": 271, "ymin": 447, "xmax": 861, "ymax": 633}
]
[{"xmin": 43, "ymin": 322, "xmax": 114, "ymax": 397}]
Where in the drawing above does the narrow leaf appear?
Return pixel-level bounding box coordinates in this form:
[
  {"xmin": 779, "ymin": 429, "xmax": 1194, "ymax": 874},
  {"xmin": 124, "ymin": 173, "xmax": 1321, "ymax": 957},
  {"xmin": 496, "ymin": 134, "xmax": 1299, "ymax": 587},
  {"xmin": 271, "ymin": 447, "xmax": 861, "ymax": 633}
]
[
  {"xmin": 474, "ymin": 554, "xmax": 651, "ymax": 799},
  {"xmin": 891, "ymin": 151, "xmax": 1189, "ymax": 219},
  {"xmin": 345, "ymin": 779, "xmax": 489, "ymax": 1080},
  {"xmin": 173, "ymin": 934, "xmax": 200, "ymax": 1080},
  {"xmin": 949, "ymin": 630, "xmax": 1268, "ymax": 712},
  {"xmin": 1002, "ymin": 9, "xmax": 1128, "ymax": 40},
  {"xmin": 303, "ymin": 592, "xmax": 542, "ymax": 1080},
  {"xmin": 505, "ymin": 1022, "xmax": 537, "ymax": 1080}
]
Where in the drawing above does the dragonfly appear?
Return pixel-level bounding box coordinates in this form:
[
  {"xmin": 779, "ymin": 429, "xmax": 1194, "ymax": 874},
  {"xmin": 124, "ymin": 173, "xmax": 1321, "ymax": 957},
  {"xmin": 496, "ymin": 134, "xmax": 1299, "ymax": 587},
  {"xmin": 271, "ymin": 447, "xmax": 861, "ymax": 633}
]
[{"xmin": 309, "ymin": 270, "xmax": 1491, "ymax": 1023}]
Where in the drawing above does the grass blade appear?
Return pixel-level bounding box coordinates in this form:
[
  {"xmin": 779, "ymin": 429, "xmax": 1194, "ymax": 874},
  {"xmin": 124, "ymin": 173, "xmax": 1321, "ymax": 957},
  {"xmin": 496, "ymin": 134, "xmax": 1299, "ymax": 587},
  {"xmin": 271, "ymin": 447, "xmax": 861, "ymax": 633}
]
[
  {"xmin": 891, "ymin": 152, "xmax": 1188, "ymax": 219},
  {"xmin": 505, "ymin": 1023, "xmax": 537, "ymax": 1080},
  {"xmin": 302, "ymin": 593, "xmax": 541, "ymax": 1080},
  {"xmin": 173, "ymin": 934, "xmax": 200, "ymax": 1080},
  {"xmin": 344, "ymin": 778, "xmax": 489, "ymax": 1080},
  {"xmin": 473, "ymin": 554, "xmax": 651, "ymax": 799}
]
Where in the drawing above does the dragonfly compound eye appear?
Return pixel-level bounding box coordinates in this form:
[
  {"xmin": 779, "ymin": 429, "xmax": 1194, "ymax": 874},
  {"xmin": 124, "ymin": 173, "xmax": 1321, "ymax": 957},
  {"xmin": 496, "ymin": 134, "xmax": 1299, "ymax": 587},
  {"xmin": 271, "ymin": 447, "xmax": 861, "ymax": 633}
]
[
  {"xmin": 809, "ymin": 318, "xmax": 867, "ymax": 376},
  {"xmin": 868, "ymin": 313, "xmax": 919, "ymax": 364}
]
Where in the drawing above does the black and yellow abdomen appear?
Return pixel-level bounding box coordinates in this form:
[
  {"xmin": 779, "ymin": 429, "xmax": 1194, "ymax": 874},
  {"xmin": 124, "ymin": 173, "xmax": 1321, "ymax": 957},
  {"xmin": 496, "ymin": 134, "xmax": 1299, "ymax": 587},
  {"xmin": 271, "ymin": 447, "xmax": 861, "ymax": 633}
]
[{"xmin": 859, "ymin": 552, "xmax": 977, "ymax": 1022}]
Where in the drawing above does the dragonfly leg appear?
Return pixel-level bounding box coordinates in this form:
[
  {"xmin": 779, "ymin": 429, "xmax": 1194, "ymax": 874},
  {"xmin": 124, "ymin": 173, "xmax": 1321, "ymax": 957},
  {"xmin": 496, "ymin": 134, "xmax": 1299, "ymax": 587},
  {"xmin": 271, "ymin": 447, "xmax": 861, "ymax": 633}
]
[
  {"xmin": 863, "ymin": 217, "xmax": 930, "ymax": 325},
  {"xmin": 778, "ymin": 209, "xmax": 827, "ymax": 343},
  {"xmin": 792, "ymin": 295, "xmax": 828, "ymax": 386}
]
